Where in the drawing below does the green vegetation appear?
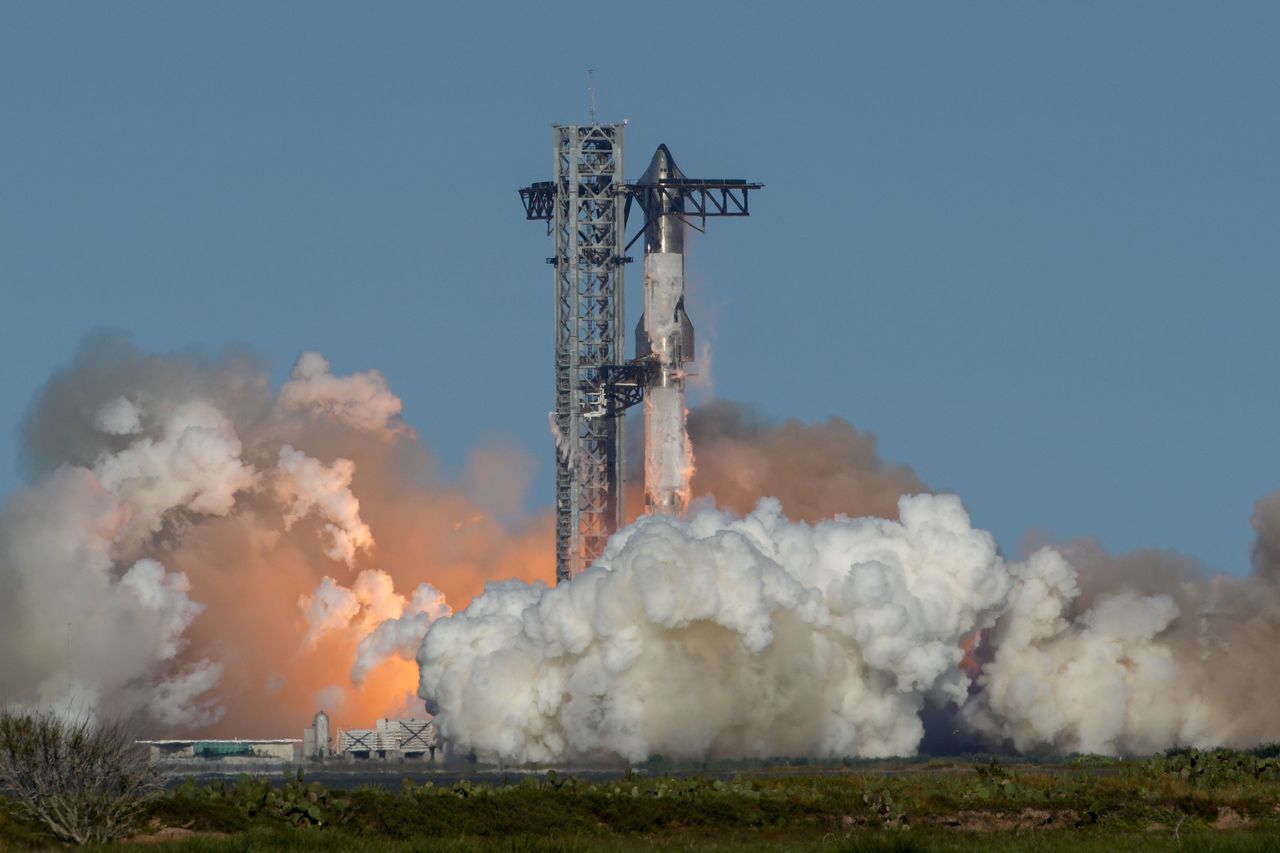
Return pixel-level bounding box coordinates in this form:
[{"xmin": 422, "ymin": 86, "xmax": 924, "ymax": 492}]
[
  {"xmin": 2, "ymin": 750, "xmax": 1280, "ymax": 850},
  {"xmin": 0, "ymin": 709, "xmax": 159, "ymax": 845}
]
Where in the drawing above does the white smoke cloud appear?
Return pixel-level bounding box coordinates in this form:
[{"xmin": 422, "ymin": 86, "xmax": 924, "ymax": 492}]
[
  {"xmin": 148, "ymin": 661, "xmax": 225, "ymax": 729},
  {"xmin": 417, "ymin": 494, "xmax": 1012, "ymax": 764},
  {"xmin": 961, "ymin": 548, "xmax": 1216, "ymax": 756},
  {"xmin": 278, "ymin": 351, "xmax": 403, "ymax": 436},
  {"xmin": 275, "ymin": 445, "xmax": 374, "ymax": 566},
  {"xmin": 299, "ymin": 570, "xmax": 451, "ymax": 684},
  {"xmin": 0, "ymin": 339, "xmax": 433, "ymax": 730},
  {"xmin": 298, "ymin": 576, "xmax": 363, "ymax": 649},
  {"xmin": 415, "ymin": 482, "xmax": 1280, "ymax": 762},
  {"xmin": 93, "ymin": 396, "xmax": 143, "ymax": 435},
  {"xmin": 0, "ymin": 467, "xmax": 219, "ymax": 726},
  {"xmin": 118, "ymin": 559, "xmax": 206, "ymax": 659},
  {"xmin": 92, "ymin": 399, "xmax": 259, "ymax": 546},
  {"xmin": 353, "ymin": 583, "xmax": 450, "ymax": 684},
  {"xmin": 13, "ymin": 333, "xmax": 1280, "ymax": 758},
  {"xmin": 299, "ymin": 570, "xmax": 416, "ymax": 644}
]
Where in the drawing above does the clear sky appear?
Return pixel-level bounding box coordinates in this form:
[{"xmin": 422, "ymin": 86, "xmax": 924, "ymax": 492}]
[{"xmin": 2, "ymin": 2, "xmax": 1278, "ymax": 575}]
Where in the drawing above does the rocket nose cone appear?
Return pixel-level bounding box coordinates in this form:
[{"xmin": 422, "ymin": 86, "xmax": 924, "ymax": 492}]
[{"xmin": 641, "ymin": 144, "xmax": 686, "ymax": 183}]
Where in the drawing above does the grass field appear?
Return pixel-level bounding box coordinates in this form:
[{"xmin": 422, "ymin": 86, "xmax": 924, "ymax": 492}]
[{"xmin": 4, "ymin": 749, "xmax": 1280, "ymax": 850}]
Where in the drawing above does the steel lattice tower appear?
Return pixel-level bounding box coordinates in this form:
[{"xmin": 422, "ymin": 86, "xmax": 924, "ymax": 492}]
[
  {"xmin": 523, "ymin": 124, "xmax": 628, "ymax": 582},
  {"xmin": 522, "ymin": 123, "xmax": 760, "ymax": 584}
]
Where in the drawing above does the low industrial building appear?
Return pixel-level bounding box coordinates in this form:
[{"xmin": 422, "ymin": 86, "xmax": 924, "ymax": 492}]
[
  {"xmin": 335, "ymin": 717, "xmax": 439, "ymax": 761},
  {"xmin": 139, "ymin": 739, "xmax": 300, "ymax": 765}
]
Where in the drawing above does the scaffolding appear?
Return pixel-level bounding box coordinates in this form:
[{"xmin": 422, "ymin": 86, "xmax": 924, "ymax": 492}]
[{"xmin": 521, "ymin": 124, "xmax": 628, "ymax": 582}]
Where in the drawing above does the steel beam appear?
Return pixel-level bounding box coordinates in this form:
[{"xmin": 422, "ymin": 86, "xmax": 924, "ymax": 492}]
[{"xmin": 528, "ymin": 124, "xmax": 627, "ymax": 582}]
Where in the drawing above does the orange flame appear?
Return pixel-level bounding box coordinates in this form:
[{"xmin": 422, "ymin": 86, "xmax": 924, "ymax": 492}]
[
  {"xmin": 959, "ymin": 630, "xmax": 984, "ymax": 678},
  {"xmin": 172, "ymin": 430, "xmax": 553, "ymax": 738}
]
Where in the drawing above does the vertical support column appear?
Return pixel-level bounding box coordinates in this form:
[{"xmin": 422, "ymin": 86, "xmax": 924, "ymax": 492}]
[
  {"xmin": 552, "ymin": 128, "xmax": 574, "ymax": 583},
  {"xmin": 551, "ymin": 124, "xmax": 626, "ymax": 583}
]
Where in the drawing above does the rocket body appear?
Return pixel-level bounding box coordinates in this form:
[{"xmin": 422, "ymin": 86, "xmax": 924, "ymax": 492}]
[
  {"xmin": 641, "ymin": 252, "xmax": 692, "ymax": 514},
  {"xmin": 636, "ymin": 145, "xmax": 695, "ymax": 516}
]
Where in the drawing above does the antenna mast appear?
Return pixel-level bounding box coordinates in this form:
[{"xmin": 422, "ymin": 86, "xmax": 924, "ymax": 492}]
[{"xmin": 587, "ymin": 69, "xmax": 596, "ymax": 123}]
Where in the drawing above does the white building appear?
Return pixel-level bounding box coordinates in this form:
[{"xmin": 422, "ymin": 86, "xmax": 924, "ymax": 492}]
[
  {"xmin": 139, "ymin": 739, "xmax": 299, "ymax": 765},
  {"xmin": 335, "ymin": 717, "xmax": 439, "ymax": 761}
]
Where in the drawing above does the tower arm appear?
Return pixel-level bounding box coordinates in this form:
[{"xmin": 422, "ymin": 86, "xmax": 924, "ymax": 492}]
[
  {"xmin": 620, "ymin": 179, "xmax": 764, "ymax": 219},
  {"xmin": 518, "ymin": 181, "xmax": 557, "ymax": 220}
]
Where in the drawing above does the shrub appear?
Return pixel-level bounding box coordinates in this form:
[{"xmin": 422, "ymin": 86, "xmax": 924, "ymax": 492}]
[
  {"xmin": 0, "ymin": 708, "xmax": 160, "ymax": 844},
  {"xmin": 1140, "ymin": 748, "xmax": 1280, "ymax": 787}
]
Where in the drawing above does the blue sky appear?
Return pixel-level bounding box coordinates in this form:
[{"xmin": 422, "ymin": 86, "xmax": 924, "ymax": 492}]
[{"xmin": 2, "ymin": 2, "xmax": 1278, "ymax": 574}]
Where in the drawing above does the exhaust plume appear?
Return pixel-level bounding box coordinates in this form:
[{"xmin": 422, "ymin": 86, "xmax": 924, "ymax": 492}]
[
  {"xmin": 8, "ymin": 333, "xmax": 1280, "ymax": 761},
  {"xmin": 0, "ymin": 466, "xmax": 221, "ymax": 725},
  {"xmin": 687, "ymin": 400, "xmax": 927, "ymax": 522},
  {"xmin": 418, "ymin": 494, "xmax": 1012, "ymax": 763},
  {"xmin": 963, "ymin": 529, "xmax": 1280, "ymax": 755},
  {"xmin": 1, "ymin": 334, "xmax": 550, "ymax": 735},
  {"xmin": 274, "ymin": 445, "xmax": 373, "ymax": 567},
  {"xmin": 415, "ymin": 398, "xmax": 1280, "ymax": 761}
]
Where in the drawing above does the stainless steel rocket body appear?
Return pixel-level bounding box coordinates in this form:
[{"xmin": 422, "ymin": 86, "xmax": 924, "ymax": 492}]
[{"xmin": 636, "ymin": 146, "xmax": 695, "ymax": 516}]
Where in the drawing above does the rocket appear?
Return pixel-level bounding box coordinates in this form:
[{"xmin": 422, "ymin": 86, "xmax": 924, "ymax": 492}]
[
  {"xmin": 519, "ymin": 127, "xmax": 758, "ymax": 579},
  {"xmin": 634, "ymin": 145, "xmax": 696, "ymax": 515}
]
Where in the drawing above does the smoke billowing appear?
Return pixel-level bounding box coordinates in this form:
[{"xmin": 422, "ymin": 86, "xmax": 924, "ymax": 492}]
[
  {"xmin": 419, "ymin": 494, "xmax": 1010, "ymax": 763},
  {"xmin": 6, "ymin": 334, "xmax": 1280, "ymax": 762},
  {"xmin": 1, "ymin": 334, "xmax": 549, "ymax": 735},
  {"xmin": 960, "ymin": 535, "xmax": 1280, "ymax": 756},
  {"xmin": 688, "ymin": 400, "xmax": 927, "ymax": 522},
  {"xmin": 417, "ymin": 400, "xmax": 1280, "ymax": 762}
]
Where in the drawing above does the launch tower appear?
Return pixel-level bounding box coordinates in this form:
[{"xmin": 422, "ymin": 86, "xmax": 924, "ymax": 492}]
[{"xmin": 521, "ymin": 123, "xmax": 760, "ymax": 583}]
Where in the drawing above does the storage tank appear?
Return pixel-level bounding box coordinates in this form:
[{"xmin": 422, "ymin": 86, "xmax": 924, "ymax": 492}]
[{"xmin": 313, "ymin": 710, "xmax": 331, "ymax": 757}]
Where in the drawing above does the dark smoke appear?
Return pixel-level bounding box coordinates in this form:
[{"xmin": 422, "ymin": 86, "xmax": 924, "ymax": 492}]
[{"xmin": 688, "ymin": 400, "xmax": 928, "ymax": 522}]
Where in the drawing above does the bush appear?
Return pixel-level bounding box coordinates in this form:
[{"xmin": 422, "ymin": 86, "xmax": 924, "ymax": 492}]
[
  {"xmin": 166, "ymin": 771, "xmax": 353, "ymax": 829},
  {"xmin": 0, "ymin": 708, "xmax": 160, "ymax": 844},
  {"xmin": 1140, "ymin": 748, "xmax": 1280, "ymax": 787}
]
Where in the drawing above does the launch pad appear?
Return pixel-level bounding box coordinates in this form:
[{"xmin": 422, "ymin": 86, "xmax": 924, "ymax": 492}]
[{"xmin": 520, "ymin": 123, "xmax": 761, "ymax": 582}]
